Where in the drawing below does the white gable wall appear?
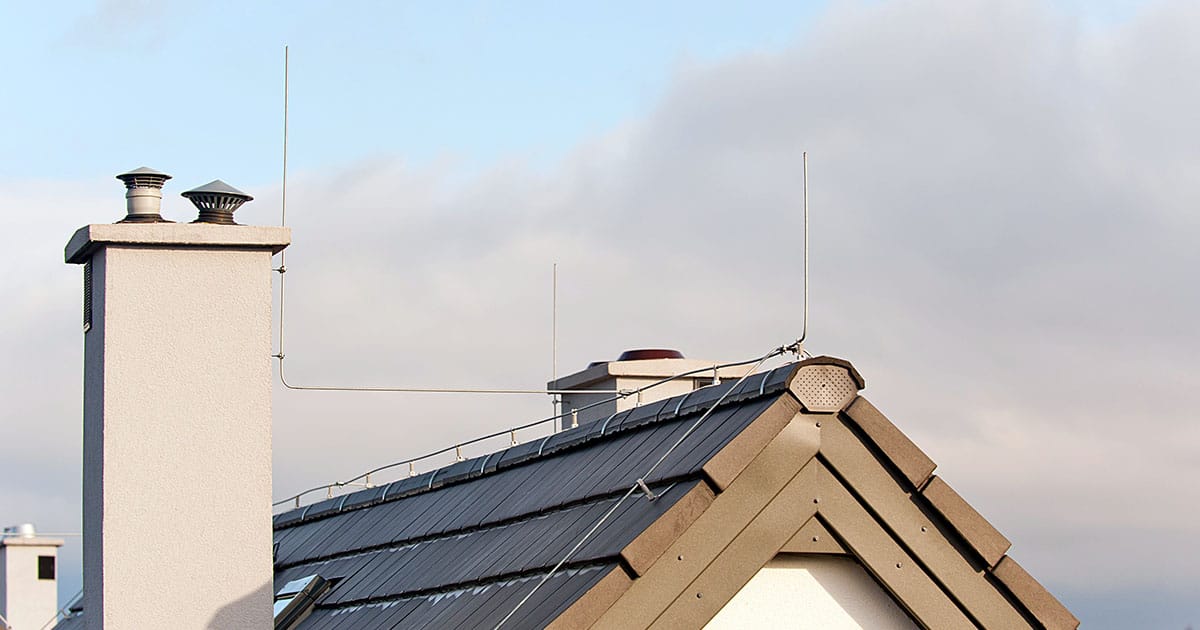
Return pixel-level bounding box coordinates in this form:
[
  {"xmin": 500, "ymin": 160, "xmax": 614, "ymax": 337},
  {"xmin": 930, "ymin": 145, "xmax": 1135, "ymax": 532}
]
[{"xmin": 705, "ymin": 554, "xmax": 918, "ymax": 629}]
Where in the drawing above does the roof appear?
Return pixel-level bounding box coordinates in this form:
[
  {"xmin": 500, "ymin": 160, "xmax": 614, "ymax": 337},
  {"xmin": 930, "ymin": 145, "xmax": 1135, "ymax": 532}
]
[{"xmin": 267, "ymin": 356, "xmax": 1079, "ymax": 629}]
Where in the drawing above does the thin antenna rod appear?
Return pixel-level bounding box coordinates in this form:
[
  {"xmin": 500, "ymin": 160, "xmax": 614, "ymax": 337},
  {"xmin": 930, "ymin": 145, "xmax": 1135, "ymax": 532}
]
[
  {"xmin": 551, "ymin": 263, "xmax": 559, "ymax": 417},
  {"xmin": 798, "ymin": 151, "xmax": 809, "ymax": 347},
  {"xmin": 281, "ymin": 45, "xmax": 289, "ymax": 229},
  {"xmin": 276, "ymin": 45, "xmax": 289, "ymax": 364},
  {"xmin": 552, "ymin": 263, "xmax": 558, "ymax": 385}
]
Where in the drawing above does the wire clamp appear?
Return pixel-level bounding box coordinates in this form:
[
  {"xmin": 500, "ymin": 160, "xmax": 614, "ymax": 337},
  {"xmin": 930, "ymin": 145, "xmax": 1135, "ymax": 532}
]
[
  {"xmin": 274, "ymin": 265, "xmax": 287, "ymax": 274},
  {"xmin": 635, "ymin": 478, "xmax": 658, "ymax": 501}
]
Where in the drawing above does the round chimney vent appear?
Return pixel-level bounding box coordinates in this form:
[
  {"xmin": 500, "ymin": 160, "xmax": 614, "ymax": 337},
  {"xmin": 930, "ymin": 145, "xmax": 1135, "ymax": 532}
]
[
  {"xmin": 182, "ymin": 180, "xmax": 253, "ymax": 225},
  {"xmin": 2, "ymin": 523, "xmax": 36, "ymax": 538},
  {"xmin": 617, "ymin": 348, "xmax": 686, "ymax": 361},
  {"xmin": 116, "ymin": 166, "xmax": 172, "ymax": 223}
]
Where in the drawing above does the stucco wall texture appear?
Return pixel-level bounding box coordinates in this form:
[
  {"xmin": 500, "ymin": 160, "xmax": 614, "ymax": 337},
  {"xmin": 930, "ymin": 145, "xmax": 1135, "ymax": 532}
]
[{"xmin": 71, "ymin": 225, "xmax": 288, "ymax": 630}]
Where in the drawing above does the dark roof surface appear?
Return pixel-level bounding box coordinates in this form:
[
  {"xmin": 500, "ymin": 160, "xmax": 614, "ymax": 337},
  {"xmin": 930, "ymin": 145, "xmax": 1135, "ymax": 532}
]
[{"xmin": 272, "ymin": 363, "xmax": 799, "ymax": 629}]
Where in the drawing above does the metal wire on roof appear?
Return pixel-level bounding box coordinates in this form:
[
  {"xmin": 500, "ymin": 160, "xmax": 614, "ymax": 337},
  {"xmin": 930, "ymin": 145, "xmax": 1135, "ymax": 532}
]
[
  {"xmin": 271, "ymin": 348, "xmax": 793, "ymax": 509},
  {"xmin": 491, "ymin": 343, "xmax": 787, "ymax": 629}
]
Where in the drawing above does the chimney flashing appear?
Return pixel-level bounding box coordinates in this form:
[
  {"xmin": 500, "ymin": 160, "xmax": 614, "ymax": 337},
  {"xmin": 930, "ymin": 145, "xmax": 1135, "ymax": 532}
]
[{"xmin": 65, "ymin": 223, "xmax": 290, "ymax": 264}]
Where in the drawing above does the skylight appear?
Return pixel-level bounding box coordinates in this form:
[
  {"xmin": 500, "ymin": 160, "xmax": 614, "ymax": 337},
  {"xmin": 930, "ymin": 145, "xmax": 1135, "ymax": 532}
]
[{"xmin": 273, "ymin": 575, "xmax": 328, "ymax": 629}]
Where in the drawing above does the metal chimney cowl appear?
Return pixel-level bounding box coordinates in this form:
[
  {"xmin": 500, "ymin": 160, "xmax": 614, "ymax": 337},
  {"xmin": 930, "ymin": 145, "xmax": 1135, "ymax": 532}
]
[
  {"xmin": 115, "ymin": 167, "xmax": 172, "ymax": 223},
  {"xmin": 182, "ymin": 180, "xmax": 254, "ymax": 225}
]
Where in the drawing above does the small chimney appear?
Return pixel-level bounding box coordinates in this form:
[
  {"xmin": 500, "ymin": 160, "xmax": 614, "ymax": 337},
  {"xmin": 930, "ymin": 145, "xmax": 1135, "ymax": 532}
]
[
  {"xmin": 550, "ymin": 348, "xmax": 745, "ymax": 429},
  {"xmin": 115, "ymin": 167, "xmax": 172, "ymax": 223},
  {"xmin": 1, "ymin": 523, "xmax": 64, "ymax": 630},
  {"xmin": 182, "ymin": 179, "xmax": 253, "ymax": 225}
]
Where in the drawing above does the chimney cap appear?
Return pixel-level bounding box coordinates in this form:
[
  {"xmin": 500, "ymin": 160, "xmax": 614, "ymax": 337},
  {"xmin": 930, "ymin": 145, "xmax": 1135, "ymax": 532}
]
[
  {"xmin": 182, "ymin": 179, "xmax": 253, "ymax": 201},
  {"xmin": 182, "ymin": 180, "xmax": 254, "ymax": 225},
  {"xmin": 116, "ymin": 166, "xmax": 172, "ymax": 186},
  {"xmin": 617, "ymin": 348, "xmax": 685, "ymax": 362},
  {"xmin": 2, "ymin": 523, "xmax": 36, "ymax": 538}
]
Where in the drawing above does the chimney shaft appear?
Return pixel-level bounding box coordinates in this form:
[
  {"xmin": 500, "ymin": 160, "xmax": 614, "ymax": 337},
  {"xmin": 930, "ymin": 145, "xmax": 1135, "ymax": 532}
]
[
  {"xmin": 0, "ymin": 525, "xmax": 64, "ymax": 630},
  {"xmin": 65, "ymin": 220, "xmax": 289, "ymax": 628},
  {"xmin": 550, "ymin": 349, "xmax": 744, "ymax": 429}
]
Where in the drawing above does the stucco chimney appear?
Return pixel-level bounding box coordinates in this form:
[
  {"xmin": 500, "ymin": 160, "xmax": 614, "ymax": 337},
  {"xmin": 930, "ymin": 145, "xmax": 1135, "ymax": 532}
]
[
  {"xmin": 0, "ymin": 524, "xmax": 63, "ymax": 629},
  {"xmin": 549, "ymin": 349, "xmax": 747, "ymax": 429},
  {"xmin": 64, "ymin": 180, "xmax": 289, "ymax": 629}
]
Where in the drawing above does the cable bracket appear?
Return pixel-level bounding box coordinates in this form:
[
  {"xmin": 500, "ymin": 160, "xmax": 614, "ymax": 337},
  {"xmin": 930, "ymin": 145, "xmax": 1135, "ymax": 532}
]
[{"xmin": 635, "ymin": 478, "xmax": 658, "ymax": 501}]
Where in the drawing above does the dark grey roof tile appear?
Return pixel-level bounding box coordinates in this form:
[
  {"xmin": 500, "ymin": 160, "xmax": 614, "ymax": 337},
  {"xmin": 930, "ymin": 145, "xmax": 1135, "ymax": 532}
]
[
  {"xmin": 613, "ymin": 399, "xmax": 670, "ymax": 432},
  {"xmin": 305, "ymin": 495, "xmax": 345, "ymax": 520},
  {"xmin": 382, "ymin": 471, "xmax": 436, "ymax": 501},
  {"xmin": 495, "ymin": 436, "xmax": 550, "ymax": 470},
  {"xmin": 341, "ymin": 484, "xmax": 389, "ymax": 510}
]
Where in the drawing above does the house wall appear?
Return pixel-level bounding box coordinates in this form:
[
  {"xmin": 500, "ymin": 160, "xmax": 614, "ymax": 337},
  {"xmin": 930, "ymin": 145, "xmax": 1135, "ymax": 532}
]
[
  {"xmin": 704, "ymin": 554, "xmax": 918, "ymax": 629},
  {"xmin": 0, "ymin": 537, "xmax": 62, "ymax": 629},
  {"xmin": 71, "ymin": 225, "xmax": 287, "ymax": 630}
]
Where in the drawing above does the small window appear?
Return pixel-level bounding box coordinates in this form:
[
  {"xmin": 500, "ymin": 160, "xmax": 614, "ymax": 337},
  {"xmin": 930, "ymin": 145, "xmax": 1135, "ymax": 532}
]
[{"xmin": 38, "ymin": 555, "xmax": 55, "ymax": 580}]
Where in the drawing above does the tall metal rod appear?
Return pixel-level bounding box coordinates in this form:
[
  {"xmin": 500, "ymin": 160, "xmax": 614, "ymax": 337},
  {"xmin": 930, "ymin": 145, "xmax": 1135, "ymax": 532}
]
[
  {"xmin": 277, "ymin": 45, "xmax": 289, "ymax": 363},
  {"xmin": 551, "ymin": 262, "xmax": 558, "ymax": 414},
  {"xmin": 282, "ymin": 45, "xmax": 289, "ymax": 230},
  {"xmin": 798, "ymin": 151, "xmax": 809, "ymax": 347}
]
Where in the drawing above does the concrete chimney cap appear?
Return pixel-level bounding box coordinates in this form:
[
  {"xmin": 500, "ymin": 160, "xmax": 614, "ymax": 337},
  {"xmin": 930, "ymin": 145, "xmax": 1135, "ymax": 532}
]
[{"xmin": 181, "ymin": 179, "xmax": 253, "ymax": 201}]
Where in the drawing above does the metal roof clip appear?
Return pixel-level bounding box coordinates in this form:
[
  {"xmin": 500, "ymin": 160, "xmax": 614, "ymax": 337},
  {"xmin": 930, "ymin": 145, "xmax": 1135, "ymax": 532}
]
[{"xmin": 635, "ymin": 478, "xmax": 658, "ymax": 501}]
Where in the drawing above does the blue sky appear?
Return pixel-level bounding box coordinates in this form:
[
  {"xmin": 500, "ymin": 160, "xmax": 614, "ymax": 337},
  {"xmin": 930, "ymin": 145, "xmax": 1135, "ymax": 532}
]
[
  {"xmin": 0, "ymin": 0, "xmax": 1142, "ymax": 184},
  {"xmin": 2, "ymin": 1, "xmax": 1197, "ymax": 628},
  {"xmin": 1, "ymin": 1, "xmax": 831, "ymax": 186}
]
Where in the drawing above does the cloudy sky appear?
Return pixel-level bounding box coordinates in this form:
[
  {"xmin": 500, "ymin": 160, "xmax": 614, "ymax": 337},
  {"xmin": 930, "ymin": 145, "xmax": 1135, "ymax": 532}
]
[{"xmin": 2, "ymin": 0, "xmax": 1197, "ymax": 627}]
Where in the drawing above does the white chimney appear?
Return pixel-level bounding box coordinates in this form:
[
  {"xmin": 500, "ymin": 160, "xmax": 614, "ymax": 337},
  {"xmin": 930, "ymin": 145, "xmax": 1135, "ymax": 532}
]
[
  {"xmin": 64, "ymin": 171, "xmax": 289, "ymax": 628},
  {"xmin": 0, "ymin": 524, "xmax": 63, "ymax": 629},
  {"xmin": 549, "ymin": 349, "xmax": 748, "ymax": 429}
]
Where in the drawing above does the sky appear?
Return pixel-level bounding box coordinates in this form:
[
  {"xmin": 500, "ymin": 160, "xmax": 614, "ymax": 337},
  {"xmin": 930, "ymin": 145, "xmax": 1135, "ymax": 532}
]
[{"xmin": 1, "ymin": 0, "xmax": 1197, "ymax": 627}]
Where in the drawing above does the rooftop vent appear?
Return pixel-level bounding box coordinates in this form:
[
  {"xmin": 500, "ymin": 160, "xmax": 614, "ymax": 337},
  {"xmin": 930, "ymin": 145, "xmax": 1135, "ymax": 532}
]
[
  {"xmin": 617, "ymin": 348, "xmax": 685, "ymax": 361},
  {"xmin": 2, "ymin": 523, "xmax": 36, "ymax": 538},
  {"xmin": 590, "ymin": 348, "xmax": 685, "ymax": 368},
  {"xmin": 115, "ymin": 167, "xmax": 172, "ymax": 223},
  {"xmin": 181, "ymin": 180, "xmax": 253, "ymax": 225}
]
